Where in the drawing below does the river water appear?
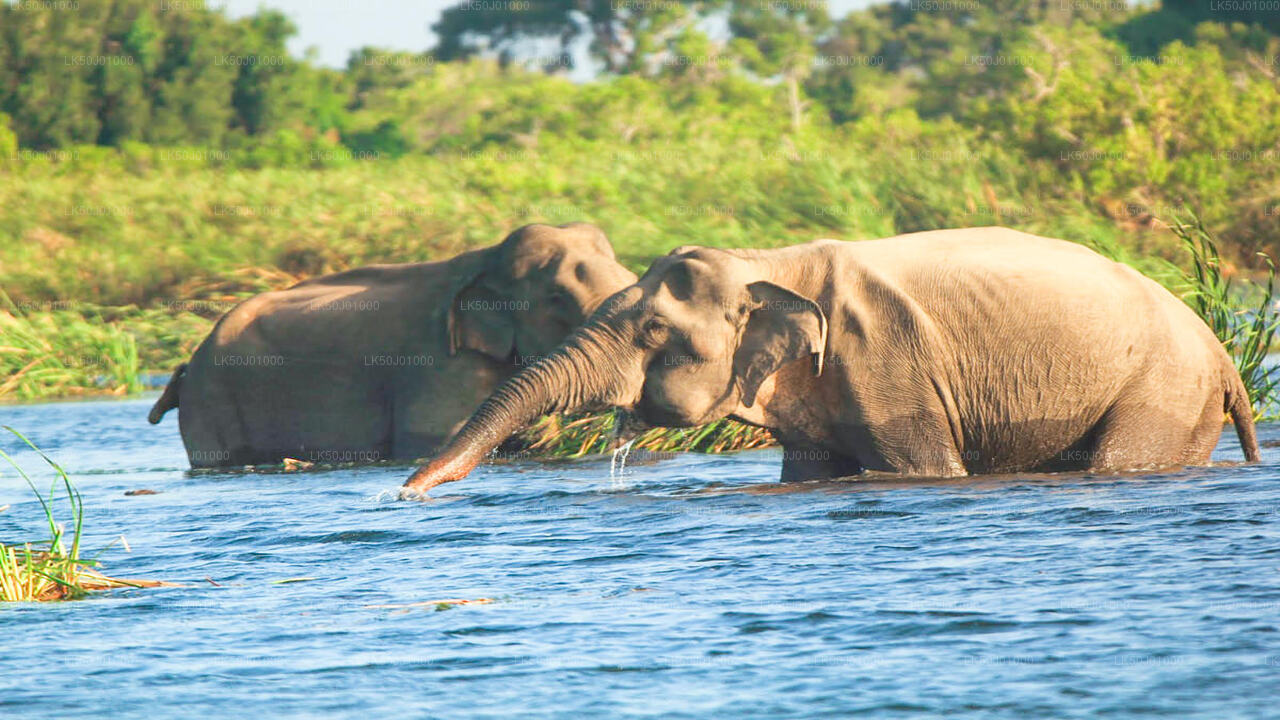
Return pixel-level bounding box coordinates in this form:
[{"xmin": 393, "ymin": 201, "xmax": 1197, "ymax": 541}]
[{"xmin": 1, "ymin": 396, "xmax": 1278, "ymax": 718}]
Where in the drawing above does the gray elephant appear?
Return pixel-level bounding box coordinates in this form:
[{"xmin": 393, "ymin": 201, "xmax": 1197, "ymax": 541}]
[
  {"xmin": 403, "ymin": 226, "xmax": 1259, "ymax": 495},
  {"xmin": 148, "ymin": 222, "xmax": 637, "ymax": 467}
]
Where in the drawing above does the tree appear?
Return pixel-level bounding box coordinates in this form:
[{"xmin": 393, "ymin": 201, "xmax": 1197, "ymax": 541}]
[
  {"xmin": 806, "ymin": 0, "xmax": 1135, "ymax": 122},
  {"xmin": 432, "ymin": 0, "xmax": 726, "ymax": 74},
  {"xmin": 728, "ymin": 2, "xmax": 830, "ymax": 130}
]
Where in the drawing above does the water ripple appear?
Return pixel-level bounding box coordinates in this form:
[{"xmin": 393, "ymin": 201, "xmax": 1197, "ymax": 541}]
[{"xmin": 2, "ymin": 397, "xmax": 1279, "ymax": 718}]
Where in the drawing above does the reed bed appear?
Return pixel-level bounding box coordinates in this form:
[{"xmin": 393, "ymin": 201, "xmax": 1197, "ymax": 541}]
[{"xmin": 0, "ymin": 292, "xmax": 143, "ymax": 401}]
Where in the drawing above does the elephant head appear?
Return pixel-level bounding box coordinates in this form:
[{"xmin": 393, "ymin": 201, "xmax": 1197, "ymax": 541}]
[
  {"xmin": 447, "ymin": 222, "xmax": 638, "ymax": 366},
  {"xmin": 405, "ymin": 245, "xmax": 827, "ymax": 494}
]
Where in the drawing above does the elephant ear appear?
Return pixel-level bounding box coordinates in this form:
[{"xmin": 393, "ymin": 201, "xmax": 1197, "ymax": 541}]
[
  {"xmin": 448, "ymin": 274, "xmax": 516, "ymax": 361},
  {"xmin": 733, "ymin": 281, "xmax": 827, "ymax": 408}
]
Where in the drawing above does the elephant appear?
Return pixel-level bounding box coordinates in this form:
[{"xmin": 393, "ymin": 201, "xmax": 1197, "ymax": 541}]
[
  {"xmin": 148, "ymin": 222, "xmax": 637, "ymax": 468},
  {"xmin": 403, "ymin": 226, "xmax": 1259, "ymax": 495}
]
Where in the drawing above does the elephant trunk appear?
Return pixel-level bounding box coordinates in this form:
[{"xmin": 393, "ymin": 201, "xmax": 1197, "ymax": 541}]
[{"xmin": 402, "ymin": 321, "xmax": 637, "ymax": 495}]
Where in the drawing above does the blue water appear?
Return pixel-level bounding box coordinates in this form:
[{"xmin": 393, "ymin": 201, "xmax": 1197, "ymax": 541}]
[{"xmin": 2, "ymin": 397, "xmax": 1278, "ymax": 718}]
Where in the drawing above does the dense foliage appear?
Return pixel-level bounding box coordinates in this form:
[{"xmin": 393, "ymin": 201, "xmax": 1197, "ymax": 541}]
[
  {"xmin": 2, "ymin": 0, "xmax": 1277, "ymax": 258},
  {"xmin": 0, "ymin": 0, "xmax": 344, "ymax": 149}
]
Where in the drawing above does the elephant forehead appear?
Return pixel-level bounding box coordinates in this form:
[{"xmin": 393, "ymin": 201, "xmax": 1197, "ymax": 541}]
[
  {"xmin": 511, "ymin": 236, "xmax": 618, "ymax": 277},
  {"xmin": 506, "ymin": 223, "xmax": 610, "ymax": 257},
  {"xmin": 638, "ymin": 283, "xmax": 737, "ymax": 325},
  {"xmin": 652, "ymin": 254, "xmax": 737, "ymax": 303},
  {"xmin": 505, "ymin": 244, "xmax": 563, "ymax": 273}
]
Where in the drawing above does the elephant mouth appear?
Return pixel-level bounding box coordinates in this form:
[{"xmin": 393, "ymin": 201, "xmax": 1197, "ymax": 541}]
[
  {"xmin": 632, "ymin": 393, "xmax": 727, "ymax": 431},
  {"xmin": 608, "ymin": 407, "xmax": 652, "ymax": 449}
]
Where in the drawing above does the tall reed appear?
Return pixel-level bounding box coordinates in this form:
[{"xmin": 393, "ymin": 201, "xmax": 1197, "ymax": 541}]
[
  {"xmin": 1173, "ymin": 214, "xmax": 1280, "ymax": 418},
  {"xmin": 0, "ymin": 291, "xmax": 142, "ymax": 401},
  {"xmin": 0, "ymin": 427, "xmax": 155, "ymax": 601}
]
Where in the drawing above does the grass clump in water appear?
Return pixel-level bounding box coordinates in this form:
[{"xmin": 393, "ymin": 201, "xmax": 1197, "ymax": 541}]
[
  {"xmin": 0, "ymin": 427, "xmax": 159, "ymax": 601},
  {"xmin": 511, "ymin": 413, "xmax": 775, "ymax": 459},
  {"xmin": 1173, "ymin": 214, "xmax": 1280, "ymax": 419}
]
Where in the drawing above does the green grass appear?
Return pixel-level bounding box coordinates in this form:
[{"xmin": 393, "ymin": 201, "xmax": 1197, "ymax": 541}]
[
  {"xmin": 0, "ymin": 130, "xmax": 1180, "ymax": 405},
  {"xmin": 0, "ymin": 427, "xmax": 157, "ymax": 601},
  {"xmin": 510, "ymin": 413, "xmax": 776, "ymax": 458},
  {"xmin": 0, "ymin": 291, "xmax": 143, "ymax": 401},
  {"xmin": 0, "ymin": 289, "xmax": 226, "ymax": 403},
  {"xmin": 1173, "ymin": 215, "xmax": 1280, "ymax": 419},
  {"xmin": 1, "ymin": 131, "xmax": 1174, "ymax": 310}
]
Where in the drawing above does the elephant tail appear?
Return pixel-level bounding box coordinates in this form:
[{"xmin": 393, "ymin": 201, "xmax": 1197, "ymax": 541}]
[
  {"xmin": 148, "ymin": 363, "xmax": 187, "ymax": 424},
  {"xmin": 1226, "ymin": 372, "xmax": 1261, "ymax": 463}
]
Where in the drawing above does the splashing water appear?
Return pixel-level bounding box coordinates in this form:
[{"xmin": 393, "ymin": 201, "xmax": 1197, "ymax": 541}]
[{"xmin": 610, "ymin": 438, "xmax": 636, "ymax": 479}]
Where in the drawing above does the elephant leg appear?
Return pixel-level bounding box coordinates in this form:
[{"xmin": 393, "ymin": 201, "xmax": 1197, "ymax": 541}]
[
  {"xmin": 1182, "ymin": 394, "xmax": 1228, "ymax": 464},
  {"xmin": 390, "ymin": 385, "xmax": 468, "ymax": 461},
  {"xmin": 869, "ymin": 410, "xmax": 968, "ymax": 477},
  {"xmin": 1086, "ymin": 400, "xmax": 1200, "ymax": 472},
  {"xmin": 780, "ymin": 444, "xmax": 862, "ymax": 482},
  {"xmin": 177, "ymin": 370, "xmax": 248, "ymax": 468},
  {"xmin": 180, "ymin": 407, "xmax": 238, "ymax": 468}
]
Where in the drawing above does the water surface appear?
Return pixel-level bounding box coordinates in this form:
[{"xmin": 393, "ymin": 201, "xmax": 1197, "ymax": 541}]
[{"xmin": 1, "ymin": 397, "xmax": 1278, "ymax": 718}]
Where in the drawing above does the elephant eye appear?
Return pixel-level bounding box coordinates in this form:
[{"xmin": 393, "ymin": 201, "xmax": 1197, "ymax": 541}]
[{"xmin": 640, "ymin": 318, "xmax": 669, "ymax": 348}]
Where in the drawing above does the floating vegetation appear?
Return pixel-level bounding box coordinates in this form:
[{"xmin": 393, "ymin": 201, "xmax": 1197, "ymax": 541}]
[
  {"xmin": 364, "ymin": 597, "xmax": 496, "ymax": 611},
  {"xmin": 0, "ymin": 427, "xmax": 166, "ymax": 602},
  {"xmin": 510, "ymin": 413, "xmax": 776, "ymax": 459}
]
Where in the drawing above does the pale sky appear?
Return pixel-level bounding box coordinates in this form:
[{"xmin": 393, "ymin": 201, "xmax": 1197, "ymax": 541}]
[{"xmin": 218, "ymin": 0, "xmax": 882, "ymax": 68}]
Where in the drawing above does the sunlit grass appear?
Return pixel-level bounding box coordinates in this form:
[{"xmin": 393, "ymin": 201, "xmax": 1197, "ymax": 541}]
[
  {"xmin": 0, "ymin": 139, "xmax": 1138, "ymax": 308},
  {"xmin": 0, "ymin": 427, "xmax": 160, "ymax": 601},
  {"xmin": 512, "ymin": 413, "xmax": 776, "ymax": 458},
  {"xmin": 0, "ymin": 291, "xmax": 142, "ymax": 401},
  {"xmin": 0, "ymin": 288, "xmax": 226, "ymax": 402},
  {"xmin": 0, "ymin": 139, "xmax": 1181, "ymax": 404},
  {"xmin": 1173, "ymin": 214, "xmax": 1280, "ymax": 419}
]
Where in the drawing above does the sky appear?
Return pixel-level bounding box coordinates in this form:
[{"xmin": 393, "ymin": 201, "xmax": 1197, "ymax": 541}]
[{"xmin": 218, "ymin": 0, "xmax": 881, "ymax": 68}]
